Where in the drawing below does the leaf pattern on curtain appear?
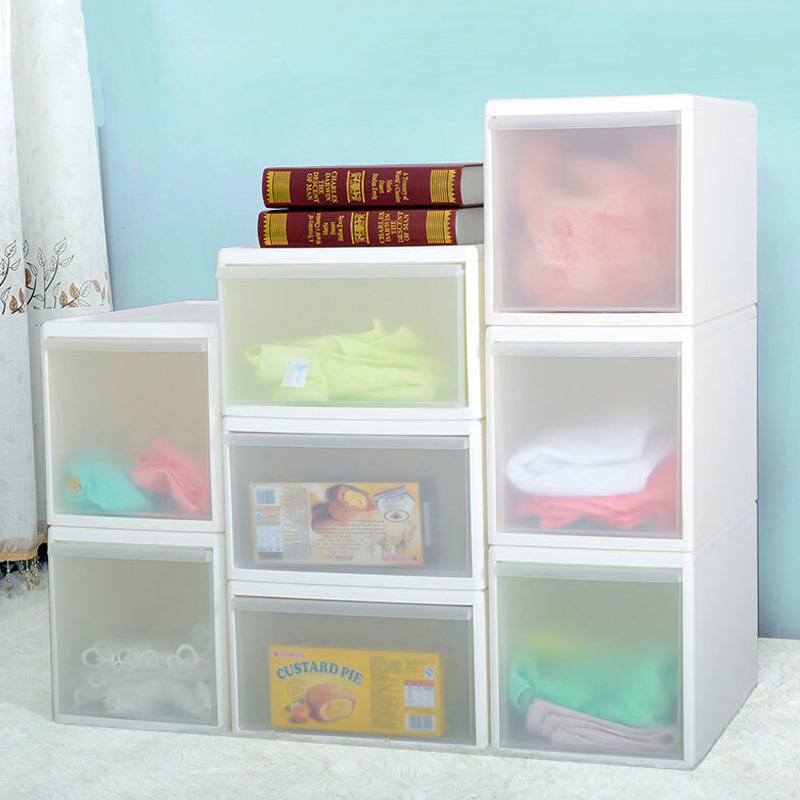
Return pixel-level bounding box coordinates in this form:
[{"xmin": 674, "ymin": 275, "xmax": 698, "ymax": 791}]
[
  {"xmin": 24, "ymin": 238, "xmax": 107, "ymax": 310},
  {"xmin": 0, "ymin": 0, "xmax": 112, "ymax": 582},
  {"xmin": 0, "ymin": 240, "xmax": 26, "ymax": 313}
]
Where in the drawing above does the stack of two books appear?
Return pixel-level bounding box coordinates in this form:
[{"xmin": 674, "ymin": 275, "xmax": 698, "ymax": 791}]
[{"xmin": 258, "ymin": 164, "xmax": 484, "ymax": 248}]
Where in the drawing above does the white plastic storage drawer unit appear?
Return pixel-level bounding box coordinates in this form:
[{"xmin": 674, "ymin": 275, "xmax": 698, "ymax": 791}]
[
  {"xmin": 42, "ymin": 301, "xmax": 223, "ymax": 532},
  {"xmin": 216, "ymin": 245, "xmax": 483, "ymax": 420},
  {"xmin": 486, "ymin": 307, "xmax": 756, "ymax": 551},
  {"xmin": 224, "ymin": 417, "xmax": 485, "ymax": 589},
  {"xmin": 48, "ymin": 527, "xmax": 228, "ymax": 733},
  {"xmin": 484, "ymin": 94, "xmax": 756, "ymax": 324},
  {"xmin": 490, "ymin": 506, "xmax": 756, "ymax": 768},
  {"xmin": 229, "ymin": 583, "xmax": 488, "ymax": 751}
]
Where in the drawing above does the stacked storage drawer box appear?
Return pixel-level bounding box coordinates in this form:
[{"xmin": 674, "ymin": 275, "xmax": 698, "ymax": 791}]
[
  {"xmin": 43, "ymin": 301, "xmax": 229, "ymax": 732},
  {"xmin": 483, "ymin": 94, "xmax": 757, "ymax": 767},
  {"xmin": 217, "ymin": 245, "xmax": 489, "ymax": 750},
  {"xmin": 42, "ymin": 93, "xmax": 757, "ymax": 769}
]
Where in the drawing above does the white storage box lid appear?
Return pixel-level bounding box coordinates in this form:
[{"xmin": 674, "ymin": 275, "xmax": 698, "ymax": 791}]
[
  {"xmin": 41, "ymin": 300, "xmax": 219, "ymax": 340},
  {"xmin": 485, "ymin": 94, "xmax": 756, "ymax": 120},
  {"xmin": 217, "ymin": 244, "xmax": 483, "ymax": 269}
]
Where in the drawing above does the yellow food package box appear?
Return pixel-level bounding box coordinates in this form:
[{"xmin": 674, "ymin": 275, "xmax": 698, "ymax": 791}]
[
  {"xmin": 251, "ymin": 482, "xmax": 424, "ymax": 567},
  {"xmin": 269, "ymin": 645, "xmax": 443, "ymax": 737}
]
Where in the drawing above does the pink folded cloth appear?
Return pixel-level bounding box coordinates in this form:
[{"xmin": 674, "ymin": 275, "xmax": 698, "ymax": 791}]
[
  {"xmin": 511, "ymin": 452, "xmax": 677, "ymax": 531},
  {"xmin": 131, "ymin": 439, "xmax": 210, "ymax": 515},
  {"xmin": 526, "ymin": 698, "xmax": 679, "ymax": 753},
  {"xmin": 511, "ymin": 130, "xmax": 678, "ymax": 310}
]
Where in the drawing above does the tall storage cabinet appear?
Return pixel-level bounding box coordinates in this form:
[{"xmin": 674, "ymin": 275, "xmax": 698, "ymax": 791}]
[
  {"xmin": 483, "ymin": 94, "xmax": 758, "ymax": 768},
  {"xmin": 216, "ymin": 245, "xmax": 490, "ymax": 752},
  {"xmin": 44, "ymin": 302, "xmax": 229, "ymax": 733}
]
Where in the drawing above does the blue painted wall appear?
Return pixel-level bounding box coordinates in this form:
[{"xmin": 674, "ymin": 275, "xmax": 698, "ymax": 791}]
[{"xmin": 82, "ymin": 0, "xmax": 800, "ymax": 637}]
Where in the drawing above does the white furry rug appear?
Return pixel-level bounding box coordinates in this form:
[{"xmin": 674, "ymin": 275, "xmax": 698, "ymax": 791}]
[{"xmin": 3, "ymin": 570, "xmax": 800, "ymax": 800}]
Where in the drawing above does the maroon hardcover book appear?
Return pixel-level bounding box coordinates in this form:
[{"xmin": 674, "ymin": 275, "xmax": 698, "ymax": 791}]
[
  {"xmin": 257, "ymin": 207, "xmax": 483, "ymax": 248},
  {"xmin": 262, "ymin": 164, "xmax": 483, "ymax": 209}
]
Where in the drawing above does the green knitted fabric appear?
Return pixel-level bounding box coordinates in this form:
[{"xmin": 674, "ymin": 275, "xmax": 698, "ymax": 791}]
[
  {"xmin": 507, "ymin": 640, "xmax": 680, "ymax": 729},
  {"xmin": 246, "ymin": 318, "xmax": 439, "ymax": 403}
]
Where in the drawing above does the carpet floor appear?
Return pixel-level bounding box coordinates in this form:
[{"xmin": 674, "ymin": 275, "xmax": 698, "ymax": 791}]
[{"xmin": 2, "ymin": 569, "xmax": 799, "ymax": 800}]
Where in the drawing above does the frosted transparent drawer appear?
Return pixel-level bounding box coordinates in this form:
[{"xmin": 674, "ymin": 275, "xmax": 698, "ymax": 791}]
[
  {"xmin": 490, "ymin": 511, "xmax": 757, "ymax": 768},
  {"xmin": 484, "ymin": 96, "xmax": 757, "ymax": 325},
  {"xmin": 493, "ymin": 561, "xmax": 683, "ymax": 762},
  {"xmin": 490, "ymin": 114, "xmax": 680, "ymax": 313},
  {"xmin": 216, "ymin": 247, "xmax": 483, "ymax": 419},
  {"xmin": 49, "ymin": 540, "xmax": 222, "ymax": 731},
  {"xmin": 44, "ymin": 339, "xmax": 217, "ymax": 529},
  {"xmin": 225, "ymin": 425, "xmax": 483, "ymax": 588},
  {"xmin": 230, "ymin": 588, "xmax": 486, "ymax": 749},
  {"xmin": 487, "ymin": 312, "xmax": 757, "ymax": 551},
  {"xmin": 490, "ymin": 342, "xmax": 681, "ymax": 541}
]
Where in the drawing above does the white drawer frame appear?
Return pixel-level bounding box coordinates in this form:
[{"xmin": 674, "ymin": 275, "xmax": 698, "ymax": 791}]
[
  {"xmin": 48, "ymin": 526, "xmax": 229, "ymax": 734},
  {"xmin": 216, "ymin": 245, "xmax": 484, "ymax": 421},
  {"xmin": 223, "ymin": 417, "xmax": 486, "ymax": 590},
  {"xmin": 42, "ymin": 302, "xmax": 224, "ymax": 533},
  {"xmin": 227, "ymin": 582, "xmax": 489, "ymax": 752},
  {"xmin": 486, "ymin": 308, "xmax": 757, "ymax": 551},
  {"xmin": 484, "ymin": 94, "xmax": 757, "ymax": 326},
  {"xmin": 488, "ymin": 506, "xmax": 757, "ymax": 768}
]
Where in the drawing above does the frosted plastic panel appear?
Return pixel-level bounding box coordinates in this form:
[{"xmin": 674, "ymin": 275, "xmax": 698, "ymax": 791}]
[
  {"xmin": 495, "ymin": 565, "xmax": 683, "ymax": 759},
  {"xmin": 227, "ymin": 433, "xmax": 473, "ymax": 578},
  {"xmin": 233, "ymin": 598, "xmax": 476, "ymax": 744},
  {"xmin": 45, "ymin": 337, "xmax": 207, "ymax": 353},
  {"xmin": 495, "ymin": 562, "xmax": 681, "ymax": 584},
  {"xmin": 491, "ymin": 120, "xmax": 680, "ymax": 312},
  {"xmin": 489, "ymin": 112, "xmax": 681, "ymax": 131},
  {"xmin": 49, "ymin": 541, "xmax": 212, "ymax": 564},
  {"xmin": 219, "ymin": 270, "xmax": 466, "ymax": 408},
  {"xmin": 52, "ymin": 546, "xmax": 218, "ymax": 727},
  {"xmin": 232, "ymin": 596, "xmax": 472, "ymax": 622},
  {"xmin": 492, "ymin": 345, "xmax": 682, "ymax": 539},
  {"xmin": 47, "ymin": 346, "xmax": 212, "ymax": 521}
]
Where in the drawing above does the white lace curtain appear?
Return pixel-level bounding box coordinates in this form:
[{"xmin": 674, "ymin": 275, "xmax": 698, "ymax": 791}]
[{"xmin": 0, "ymin": 0, "xmax": 112, "ymax": 589}]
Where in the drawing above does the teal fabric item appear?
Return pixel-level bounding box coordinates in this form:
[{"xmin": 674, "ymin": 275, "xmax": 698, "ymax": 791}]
[
  {"xmin": 64, "ymin": 452, "xmax": 152, "ymax": 514},
  {"xmin": 246, "ymin": 318, "xmax": 439, "ymax": 404},
  {"xmin": 508, "ymin": 646, "xmax": 680, "ymax": 729}
]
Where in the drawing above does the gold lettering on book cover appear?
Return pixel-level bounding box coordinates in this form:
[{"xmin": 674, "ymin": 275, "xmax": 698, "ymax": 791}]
[
  {"xmin": 306, "ymin": 172, "xmax": 317, "ymax": 202},
  {"xmin": 322, "ymin": 213, "xmax": 345, "ymax": 241},
  {"xmin": 323, "ymin": 170, "xmax": 339, "ymax": 204},
  {"xmin": 393, "ymin": 170, "xmax": 410, "ymax": 203},
  {"xmin": 307, "ymin": 212, "xmax": 323, "ymax": 245},
  {"xmin": 371, "ymin": 174, "xmax": 393, "ymax": 201},
  {"xmin": 377, "ymin": 210, "xmax": 410, "ymax": 245}
]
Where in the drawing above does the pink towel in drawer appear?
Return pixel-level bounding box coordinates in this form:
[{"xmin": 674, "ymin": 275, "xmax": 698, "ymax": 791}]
[
  {"xmin": 512, "ymin": 452, "xmax": 678, "ymax": 531},
  {"xmin": 131, "ymin": 439, "xmax": 210, "ymax": 515}
]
